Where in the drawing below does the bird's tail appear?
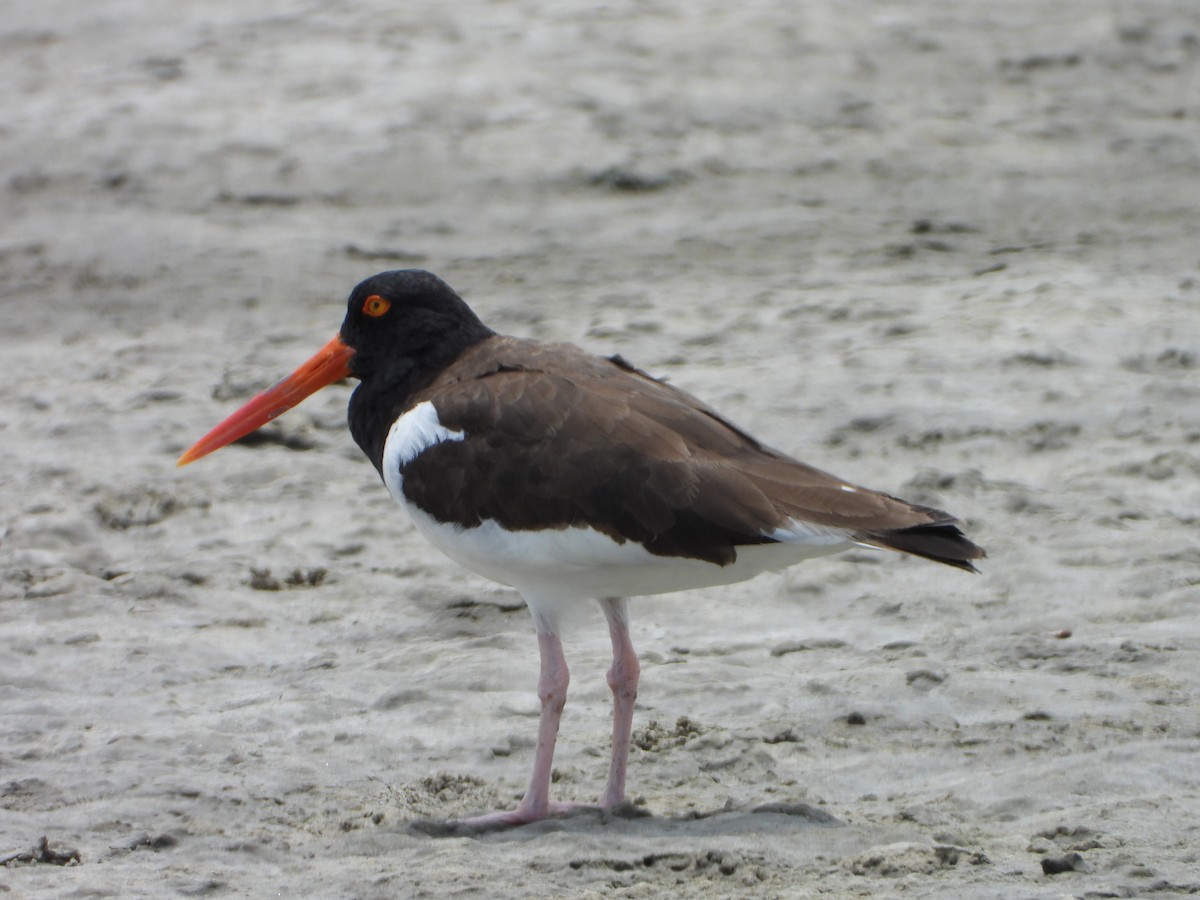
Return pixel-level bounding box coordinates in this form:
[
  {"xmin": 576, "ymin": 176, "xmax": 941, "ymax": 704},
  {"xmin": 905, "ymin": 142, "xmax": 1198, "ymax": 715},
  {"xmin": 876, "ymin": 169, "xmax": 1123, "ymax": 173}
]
[{"xmin": 856, "ymin": 520, "xmax": 986, "ymax": 573}]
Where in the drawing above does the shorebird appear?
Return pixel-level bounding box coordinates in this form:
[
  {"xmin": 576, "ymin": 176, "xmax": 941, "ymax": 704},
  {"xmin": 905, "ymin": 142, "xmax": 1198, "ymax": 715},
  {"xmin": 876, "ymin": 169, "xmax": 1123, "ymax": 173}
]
[{"xmin": 179, "ymin": 269, "xmax": 984, "ymax": 829}]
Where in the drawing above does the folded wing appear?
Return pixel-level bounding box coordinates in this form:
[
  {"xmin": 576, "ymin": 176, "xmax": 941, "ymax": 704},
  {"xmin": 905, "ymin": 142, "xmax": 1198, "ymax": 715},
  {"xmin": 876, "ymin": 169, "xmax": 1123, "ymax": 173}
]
[{"xmin": 401, "ymin": 337, "xmax": 985, "ymax": 571}]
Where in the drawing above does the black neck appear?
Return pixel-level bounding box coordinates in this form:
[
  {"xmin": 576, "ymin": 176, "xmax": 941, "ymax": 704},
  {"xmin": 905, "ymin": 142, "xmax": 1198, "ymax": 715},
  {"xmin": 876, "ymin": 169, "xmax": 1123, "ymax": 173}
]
[{"xmin": 348, "ymin": 330, "xmax": 493, "ymax": 476}]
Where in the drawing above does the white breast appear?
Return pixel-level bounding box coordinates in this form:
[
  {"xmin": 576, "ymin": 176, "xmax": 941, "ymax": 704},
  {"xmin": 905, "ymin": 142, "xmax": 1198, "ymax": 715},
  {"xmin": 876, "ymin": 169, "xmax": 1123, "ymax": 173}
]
[{"xmin": 380, "ymin": 400, "xmax": 465, "ymax": 500}]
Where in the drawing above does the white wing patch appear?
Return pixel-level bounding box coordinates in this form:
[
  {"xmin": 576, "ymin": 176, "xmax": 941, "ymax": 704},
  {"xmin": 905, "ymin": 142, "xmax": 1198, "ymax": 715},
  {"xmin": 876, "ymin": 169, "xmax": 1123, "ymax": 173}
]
[
  {"xmin": 765, "ymin": 519, "xmax": 853, "ymax": 547},
  {"xmin": 381, "ymin": 400, "xmax": 465, "ymax": 500}
]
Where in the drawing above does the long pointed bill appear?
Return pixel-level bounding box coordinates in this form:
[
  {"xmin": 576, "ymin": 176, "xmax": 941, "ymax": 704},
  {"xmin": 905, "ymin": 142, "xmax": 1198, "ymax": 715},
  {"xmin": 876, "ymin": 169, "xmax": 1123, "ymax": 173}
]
[{"xmin": 177, "ymin": 334, "xmax": 354, "ymax": 467}]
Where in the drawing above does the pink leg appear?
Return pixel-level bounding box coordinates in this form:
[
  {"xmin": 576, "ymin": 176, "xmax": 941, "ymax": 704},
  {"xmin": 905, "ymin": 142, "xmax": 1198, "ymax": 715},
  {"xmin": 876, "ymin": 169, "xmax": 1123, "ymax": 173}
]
[
  {"xmin": 599, "ymin": 597, "xmax": 639, "ymax": 809},
  {"xmin": 435, "ymin": 602, "xmax": 639, "ymax": 835},
  {"xmin": 517, "ymin": 629, "xmax": 571, "ymax": 817},
  {"xmin": 451, "ymin": 627, "xmax": 575, "ymax": 830}
]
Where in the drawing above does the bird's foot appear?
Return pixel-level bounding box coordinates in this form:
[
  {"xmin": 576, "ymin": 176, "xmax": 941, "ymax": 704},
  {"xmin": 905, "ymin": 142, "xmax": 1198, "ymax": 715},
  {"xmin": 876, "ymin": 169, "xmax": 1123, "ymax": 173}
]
[
  {"xmin": 410, "ymin": 798, "xmax": 645, "ymax": 837},
  {"xmin": 408, "ymin": 799, "xmax": 582, "ymax": 837}
]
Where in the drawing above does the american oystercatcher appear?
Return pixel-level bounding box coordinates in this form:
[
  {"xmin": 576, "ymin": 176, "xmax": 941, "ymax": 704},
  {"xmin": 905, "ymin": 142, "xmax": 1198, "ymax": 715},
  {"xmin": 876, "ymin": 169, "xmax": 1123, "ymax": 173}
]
[{"xmin": 179, "ymin": 269, "xmax": 984, "ymax": 830}]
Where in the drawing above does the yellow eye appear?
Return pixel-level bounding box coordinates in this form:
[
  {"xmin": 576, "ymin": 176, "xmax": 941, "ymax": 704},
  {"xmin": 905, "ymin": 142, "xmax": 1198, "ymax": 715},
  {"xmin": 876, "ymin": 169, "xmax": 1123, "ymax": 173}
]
[{"xmin": 362, "ymin": 294, "xmax": 391, "ymax": 317}]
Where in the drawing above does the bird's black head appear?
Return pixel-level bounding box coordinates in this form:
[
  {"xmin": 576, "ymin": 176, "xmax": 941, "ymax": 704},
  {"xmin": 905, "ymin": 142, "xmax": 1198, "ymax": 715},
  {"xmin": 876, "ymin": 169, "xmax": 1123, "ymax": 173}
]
[
  {"xmin": 340, "ymin": 270, "xmax": 495, "ymax": 473},
  {"xmin": 339, "ymin": 270, "xmax": 495, "ymax": 384},
  {"xmin": 177, "ymin": 269, "xmax": 493, "ymax": 471}
]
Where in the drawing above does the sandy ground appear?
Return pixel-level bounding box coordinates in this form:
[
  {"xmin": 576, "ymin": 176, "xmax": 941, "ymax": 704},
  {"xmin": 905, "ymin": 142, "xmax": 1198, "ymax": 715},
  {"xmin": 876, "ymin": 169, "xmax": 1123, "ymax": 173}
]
[{"xmin": 2, "ymin": 1, "xmax": 1200, "ymax": 897}]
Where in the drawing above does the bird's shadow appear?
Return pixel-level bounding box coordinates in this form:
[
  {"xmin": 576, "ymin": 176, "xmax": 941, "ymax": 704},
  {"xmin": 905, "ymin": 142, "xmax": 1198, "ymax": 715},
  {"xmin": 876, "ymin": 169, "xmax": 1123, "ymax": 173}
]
[{"xmin": 407, "ymin": 801, "xmax": 842, "ymax": 841}]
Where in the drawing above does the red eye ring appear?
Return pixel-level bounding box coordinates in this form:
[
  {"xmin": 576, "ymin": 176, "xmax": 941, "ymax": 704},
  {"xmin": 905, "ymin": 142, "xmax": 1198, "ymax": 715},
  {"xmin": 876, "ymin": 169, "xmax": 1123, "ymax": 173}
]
[{"xmin": 362, "ymin": 294, "xmax": 391, "ymax": 317}]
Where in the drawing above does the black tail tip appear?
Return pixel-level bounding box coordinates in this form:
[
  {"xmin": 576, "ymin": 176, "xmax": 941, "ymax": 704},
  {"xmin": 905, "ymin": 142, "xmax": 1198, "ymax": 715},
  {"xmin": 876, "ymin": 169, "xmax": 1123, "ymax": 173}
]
[{"xmin": 860, "ymin": 523, "xmax": 986, "ymax": 573}]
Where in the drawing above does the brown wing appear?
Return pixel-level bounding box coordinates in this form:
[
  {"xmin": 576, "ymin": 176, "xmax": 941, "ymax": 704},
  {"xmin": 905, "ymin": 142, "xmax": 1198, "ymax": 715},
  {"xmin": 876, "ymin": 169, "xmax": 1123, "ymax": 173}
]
[{"xmin": 399, "ymin": 337, "xmax": 984, "ymax": 570}]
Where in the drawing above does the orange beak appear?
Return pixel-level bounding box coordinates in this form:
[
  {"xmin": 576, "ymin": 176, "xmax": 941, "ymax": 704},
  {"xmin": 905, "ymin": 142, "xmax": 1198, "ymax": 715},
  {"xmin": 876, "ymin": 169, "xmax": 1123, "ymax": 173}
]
[{"xmin": 177, "ymin": 334, "xmax": 354, "ymax": 466}]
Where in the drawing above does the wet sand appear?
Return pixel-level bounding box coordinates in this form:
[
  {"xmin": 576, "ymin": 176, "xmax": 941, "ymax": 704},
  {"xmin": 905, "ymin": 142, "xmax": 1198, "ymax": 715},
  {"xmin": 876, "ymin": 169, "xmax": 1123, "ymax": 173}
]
[{"xmin": 2, "ymin": 1, "xmax": 1199, "ymax": 896}]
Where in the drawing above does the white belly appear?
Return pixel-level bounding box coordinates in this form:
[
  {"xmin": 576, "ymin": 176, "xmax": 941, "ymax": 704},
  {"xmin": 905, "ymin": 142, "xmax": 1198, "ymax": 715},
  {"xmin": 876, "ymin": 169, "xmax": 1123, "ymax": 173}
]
[{"xmin": 400, "ymin": 499, "xmax": 851, "ymax": 602}]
